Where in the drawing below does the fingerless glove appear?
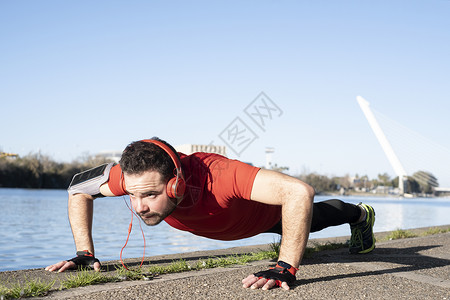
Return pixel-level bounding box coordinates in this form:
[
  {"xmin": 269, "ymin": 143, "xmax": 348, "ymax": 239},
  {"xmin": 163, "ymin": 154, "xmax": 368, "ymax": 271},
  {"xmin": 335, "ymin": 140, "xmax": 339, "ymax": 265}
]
[
  {"xmin": 68, "ymin": 250, "xmax": 100, "ymax": 269},
  {"xmin": 254, "ymin": 260, "xmax": 298, "ymax": 287}
]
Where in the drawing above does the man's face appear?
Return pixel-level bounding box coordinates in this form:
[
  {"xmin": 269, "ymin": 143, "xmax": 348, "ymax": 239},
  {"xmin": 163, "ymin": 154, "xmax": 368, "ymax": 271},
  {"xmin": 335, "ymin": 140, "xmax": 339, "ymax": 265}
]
[{"xmin": 124, "ymin": 170, "xmax": 177, "ymax": 226}]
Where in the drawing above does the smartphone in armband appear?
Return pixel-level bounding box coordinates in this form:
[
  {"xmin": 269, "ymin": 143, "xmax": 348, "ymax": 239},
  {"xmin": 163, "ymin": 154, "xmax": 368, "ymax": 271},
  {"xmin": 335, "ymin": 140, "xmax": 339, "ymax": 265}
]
[{"xmin": 68, "ymin": 162, "xmax": 115, "ymax": 196}]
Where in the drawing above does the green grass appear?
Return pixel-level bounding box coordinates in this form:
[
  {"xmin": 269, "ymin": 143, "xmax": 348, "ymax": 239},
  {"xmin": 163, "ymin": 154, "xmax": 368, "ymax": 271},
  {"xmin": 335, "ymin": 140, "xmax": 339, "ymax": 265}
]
[
  {"xmin": 380, "ymin": 227, "xmax": 450, "ymax": 241},
  {"xmin": 269, "ymin": 237, "xmax": 348, "ymax": 259},
  {"xmin": 269, "ymin": 239, "xmax": 281, "ymax": 255},
  {"xmin": 0, "ymin": 278, "xmax": 55, "ymax": 299},
  {"xmin": 115, "ymin": 265, "xmax": 148, "ymax": 281},
  {"xmin": 424, "ymin": 227, "xmax": 450, "ymax": 235},
  {"xmin": 119, "ymin": 249, "xmax": 279, "ymax": 280},
  {"xmin": 384, "ymin": 229, "xmax": 418, "ymax": 240},
  {"xmin": 61, "ymin": 268, "xmax": 118, "ymax": 289},
  {"xmin": 304, "ymin": 242, "xmax": 348, "ymax": 258}
]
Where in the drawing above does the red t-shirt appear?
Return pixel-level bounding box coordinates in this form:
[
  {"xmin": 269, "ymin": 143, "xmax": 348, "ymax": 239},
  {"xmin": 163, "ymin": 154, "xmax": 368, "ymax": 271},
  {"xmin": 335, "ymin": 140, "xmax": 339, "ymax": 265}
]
[{"xmin": 107, "ymin": 152, "xmax": 282, "ymax": 240}]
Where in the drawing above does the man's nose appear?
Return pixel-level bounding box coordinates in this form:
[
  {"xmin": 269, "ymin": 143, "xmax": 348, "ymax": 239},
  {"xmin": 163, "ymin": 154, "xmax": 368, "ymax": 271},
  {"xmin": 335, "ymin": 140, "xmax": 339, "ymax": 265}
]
[{"xmin": 133, "ymin": 197, "xmax": 148, "ymax": 213}]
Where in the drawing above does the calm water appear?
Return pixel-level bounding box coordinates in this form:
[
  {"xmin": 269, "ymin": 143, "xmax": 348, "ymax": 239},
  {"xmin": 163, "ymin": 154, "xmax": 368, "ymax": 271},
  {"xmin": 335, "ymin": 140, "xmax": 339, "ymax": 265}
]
[{"xmin": 1, "ymin": 188, "xmax": 449, "ymax": 272}]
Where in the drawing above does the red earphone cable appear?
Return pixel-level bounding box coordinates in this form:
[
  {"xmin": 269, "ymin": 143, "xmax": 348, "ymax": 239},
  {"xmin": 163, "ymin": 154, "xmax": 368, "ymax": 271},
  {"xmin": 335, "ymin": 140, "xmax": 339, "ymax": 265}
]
[{"xmin": 120, "ymin": 196, "xmax": 146, "ymax": 270}]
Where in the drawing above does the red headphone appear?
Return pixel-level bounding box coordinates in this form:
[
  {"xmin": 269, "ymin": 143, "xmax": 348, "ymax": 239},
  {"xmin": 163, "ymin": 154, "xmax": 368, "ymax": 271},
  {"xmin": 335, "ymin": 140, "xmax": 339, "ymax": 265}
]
[{"xmin": 142, "ymin": 139, "xmax": 186, "ymax": 199}]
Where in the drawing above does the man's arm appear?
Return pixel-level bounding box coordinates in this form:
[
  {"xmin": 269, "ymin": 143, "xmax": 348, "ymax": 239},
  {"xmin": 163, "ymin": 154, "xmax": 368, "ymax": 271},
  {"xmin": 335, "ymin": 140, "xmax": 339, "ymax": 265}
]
[
  {"xmin": 45, "ymin": 184, "xmax": 115, "ymax": 272},
  {"xmin": 242, "ymin": 168, "xmax": 314, "ymax": 290}
]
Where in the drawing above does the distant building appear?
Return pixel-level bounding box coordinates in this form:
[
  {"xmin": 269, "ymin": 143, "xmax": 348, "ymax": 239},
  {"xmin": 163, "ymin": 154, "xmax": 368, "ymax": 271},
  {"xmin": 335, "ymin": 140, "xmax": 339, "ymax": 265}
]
[
  {"xmin": 434, "ymin": 187, "xmax": 450, "ymax": 197},
  {"xmin": 97, "ymin": 151, "xmax": 122, "ymax": 163},
  {"xmin": 265, "ymin": 147, "xmax": 274, "ymax": 170},
  {"xmin": 0, "ymin": 152, "xmax": 18, "ymax": 159},
  {"xmin": 97, "ymin": 144, "xmax": 227, "ymax": 164},
  {"xmin": 175, "ymin": 144, "xmax": 227, "ymax": 156}
]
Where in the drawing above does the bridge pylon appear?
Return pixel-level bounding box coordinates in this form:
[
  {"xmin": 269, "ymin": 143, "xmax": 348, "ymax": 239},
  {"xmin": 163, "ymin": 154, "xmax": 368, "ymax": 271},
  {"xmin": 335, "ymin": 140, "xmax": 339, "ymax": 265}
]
[{"xmin": 357, "ymin": 96, "xmax": 408, "ymax": 195}]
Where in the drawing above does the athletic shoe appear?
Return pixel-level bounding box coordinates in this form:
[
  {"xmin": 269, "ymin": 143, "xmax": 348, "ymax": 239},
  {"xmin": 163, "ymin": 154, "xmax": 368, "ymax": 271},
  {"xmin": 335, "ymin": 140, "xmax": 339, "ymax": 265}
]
[{"xmin": 349, "ymin": 203, "xmax": 375, "ymax": 254}]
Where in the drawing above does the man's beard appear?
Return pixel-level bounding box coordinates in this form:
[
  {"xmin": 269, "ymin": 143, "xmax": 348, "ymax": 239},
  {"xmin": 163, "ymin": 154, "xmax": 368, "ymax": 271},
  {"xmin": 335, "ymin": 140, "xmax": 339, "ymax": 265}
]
[{"xmin": 137, "ymin": 204, "xmax": 177, "ymax": 226}]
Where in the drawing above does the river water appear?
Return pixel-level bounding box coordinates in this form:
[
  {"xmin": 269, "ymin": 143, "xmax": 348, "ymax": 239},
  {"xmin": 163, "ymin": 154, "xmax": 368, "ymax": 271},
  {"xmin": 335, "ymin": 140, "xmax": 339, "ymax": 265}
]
[{"xmin": 1, "ymin": 188, "xmax": 449, "ymax": 272}]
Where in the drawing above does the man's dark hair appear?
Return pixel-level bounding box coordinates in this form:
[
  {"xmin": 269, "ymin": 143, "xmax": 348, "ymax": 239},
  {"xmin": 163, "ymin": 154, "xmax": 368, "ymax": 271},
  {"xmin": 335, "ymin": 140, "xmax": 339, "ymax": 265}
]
[{"xmin": 119, "ymin": 137, "xmax": 178, "ymax": 182}]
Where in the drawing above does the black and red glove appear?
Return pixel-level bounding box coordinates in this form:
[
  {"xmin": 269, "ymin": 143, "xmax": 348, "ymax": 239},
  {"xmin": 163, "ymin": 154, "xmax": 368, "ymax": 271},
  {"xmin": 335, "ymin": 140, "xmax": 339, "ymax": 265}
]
[
  {"xmin": 68, "ymin": 250, "xmax": 100, "ymax": 269},
  {"xmin": 254, "ymin": 261, "xmax": 298, "ymax": 287}
]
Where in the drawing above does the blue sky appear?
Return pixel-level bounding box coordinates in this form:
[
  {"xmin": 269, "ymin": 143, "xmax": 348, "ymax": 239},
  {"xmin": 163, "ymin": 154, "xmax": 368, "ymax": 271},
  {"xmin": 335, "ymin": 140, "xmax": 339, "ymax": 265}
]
[{"xmin": 1, "ymin": 1, "xmax": 450, "ymax": 186}]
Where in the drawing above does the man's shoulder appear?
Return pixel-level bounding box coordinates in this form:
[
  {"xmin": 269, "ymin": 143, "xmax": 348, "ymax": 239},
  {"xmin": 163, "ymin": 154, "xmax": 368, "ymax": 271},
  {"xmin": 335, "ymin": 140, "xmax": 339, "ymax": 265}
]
[
  {"xmin": 180, "ymin": 152, "xmax": 229, "ymax": 164},
  {"xmin": 180, "ymin": 152, "xmax": 238, "ymax": 180}
]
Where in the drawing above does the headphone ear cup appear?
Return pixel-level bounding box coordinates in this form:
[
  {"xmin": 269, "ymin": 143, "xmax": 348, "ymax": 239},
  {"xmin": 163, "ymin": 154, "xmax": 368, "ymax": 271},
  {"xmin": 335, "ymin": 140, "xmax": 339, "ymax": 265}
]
[{"xmin": 166, "ymin": 177, "xmax": 186, "ymax": 199}]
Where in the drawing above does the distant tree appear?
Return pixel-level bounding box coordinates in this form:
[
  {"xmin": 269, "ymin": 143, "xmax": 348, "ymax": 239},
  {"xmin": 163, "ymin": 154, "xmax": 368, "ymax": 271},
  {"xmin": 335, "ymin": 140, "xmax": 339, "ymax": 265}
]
[
  {"xmin": 392, "ymin": 176, "xmax": 398, "ymax": 188},
  {"xmin": 0, "ymin": 152, "xmax": 114, "ymax": 189},
  {"xmin": 377, "ymin": 173, "xmax": 392, "ymax": 186},
  {"xmin": 297, "ymin": 173, "xmax": 338, "ymax": 194},
  {"xmin": 353, "ymin": 174, "xmax": 370, "ymax": 190},
  {"xmin": 338, "ymin": 174, "xmax": 352, "ymax": 190}
]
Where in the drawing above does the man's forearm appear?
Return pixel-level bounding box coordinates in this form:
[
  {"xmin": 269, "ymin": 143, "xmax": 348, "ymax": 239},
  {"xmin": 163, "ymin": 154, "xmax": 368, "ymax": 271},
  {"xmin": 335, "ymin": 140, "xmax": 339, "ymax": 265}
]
[
  {"xmin": 249, "ymin": 169, "xmax": 315, "ymax": 269},
  {"xmin": 277, "ymin": 188, "xmax": 314, "ymax": 268},
  {"xmin": 68, "ymin": 194, "xmax": 96, "ymax": 255}
]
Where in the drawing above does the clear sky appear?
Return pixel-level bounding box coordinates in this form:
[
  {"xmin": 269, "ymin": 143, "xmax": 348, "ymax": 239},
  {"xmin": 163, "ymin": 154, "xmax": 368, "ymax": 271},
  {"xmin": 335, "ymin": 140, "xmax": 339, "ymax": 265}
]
[{"xmin": 1, "ymin": 1, "xmax": 450, "ymax": 186}]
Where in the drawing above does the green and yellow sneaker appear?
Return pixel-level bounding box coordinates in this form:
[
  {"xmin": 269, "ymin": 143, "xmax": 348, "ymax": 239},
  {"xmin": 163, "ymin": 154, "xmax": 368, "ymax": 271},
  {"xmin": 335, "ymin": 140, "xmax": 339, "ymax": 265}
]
[{"xmin": 349, "ymin": 203, "xmax": 375, "ymax": 254}]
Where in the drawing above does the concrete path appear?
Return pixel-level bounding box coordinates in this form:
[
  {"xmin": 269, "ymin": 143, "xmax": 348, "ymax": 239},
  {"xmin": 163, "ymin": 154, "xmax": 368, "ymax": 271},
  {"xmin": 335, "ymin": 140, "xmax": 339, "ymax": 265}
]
[{"xmin": 1, "ymin": 226, "xmax": 449, "ymax": 299}]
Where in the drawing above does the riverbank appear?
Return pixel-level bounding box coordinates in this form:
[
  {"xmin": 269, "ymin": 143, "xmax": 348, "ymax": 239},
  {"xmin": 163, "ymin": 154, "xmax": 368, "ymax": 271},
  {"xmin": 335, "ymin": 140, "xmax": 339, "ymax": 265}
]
[
  {"xmin": 1, "ymin": 225, "xmax": 449, "ymax": 299},
  {"xmin": 320, "ymin": 190, "xmax": 450, "ymax": 198}
]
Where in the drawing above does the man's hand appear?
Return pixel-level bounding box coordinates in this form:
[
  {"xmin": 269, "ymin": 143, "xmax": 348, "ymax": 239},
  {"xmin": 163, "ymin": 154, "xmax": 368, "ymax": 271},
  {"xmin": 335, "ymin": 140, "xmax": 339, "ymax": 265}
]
[
  {"xmin": 242, "ymin": 261, "xmax": 297, "ymax": 290},
  {"xmin": 45, "ymin": 250, "xmax": 101, "ymax": 273},
  {"xmin": 242, "ymin": 274, "xmax": 291, "ymax": 290}
]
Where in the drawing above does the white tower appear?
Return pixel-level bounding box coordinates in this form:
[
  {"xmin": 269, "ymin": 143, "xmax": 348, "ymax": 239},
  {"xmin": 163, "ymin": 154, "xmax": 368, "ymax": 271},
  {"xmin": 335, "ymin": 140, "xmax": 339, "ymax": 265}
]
[{"xmin": 357, "ymin": 96, "xmax": 408, "ymax": 195}]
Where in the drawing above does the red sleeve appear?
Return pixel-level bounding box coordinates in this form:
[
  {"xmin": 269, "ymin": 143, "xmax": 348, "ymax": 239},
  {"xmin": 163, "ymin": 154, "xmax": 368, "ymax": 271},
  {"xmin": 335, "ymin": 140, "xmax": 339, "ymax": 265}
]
[
  {"xmin": 230, "ymin": 160, "xmax": 260, "ymax": 200},
  {"xmin": 108, "ymin": 164, "xmax": 127, "ymax": 196}
]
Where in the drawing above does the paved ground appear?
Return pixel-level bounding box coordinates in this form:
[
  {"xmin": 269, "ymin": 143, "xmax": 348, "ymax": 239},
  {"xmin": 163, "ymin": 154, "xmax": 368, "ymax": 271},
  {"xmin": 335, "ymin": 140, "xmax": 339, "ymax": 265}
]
[{"xmin": 1, "ymin": 226, "xmax": 449, "ymax": 299}]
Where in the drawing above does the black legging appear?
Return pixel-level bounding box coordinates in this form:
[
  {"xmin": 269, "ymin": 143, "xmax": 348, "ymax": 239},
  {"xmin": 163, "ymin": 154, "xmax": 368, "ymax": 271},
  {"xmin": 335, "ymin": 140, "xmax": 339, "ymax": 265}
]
[{"xmin": 265, "ymin": 199, "xmax": 361, "ymax": 234}]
